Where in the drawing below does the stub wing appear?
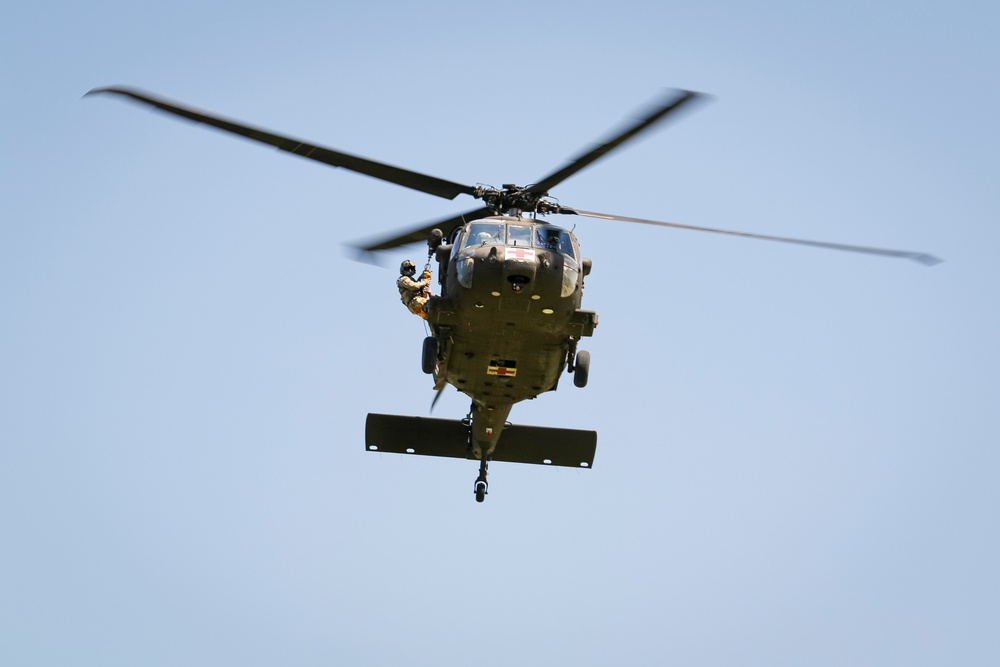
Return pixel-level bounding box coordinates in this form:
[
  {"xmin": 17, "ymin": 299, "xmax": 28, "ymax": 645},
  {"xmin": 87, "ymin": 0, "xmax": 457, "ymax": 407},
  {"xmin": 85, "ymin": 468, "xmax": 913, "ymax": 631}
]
[{"xmin": 365, "ymin": 413, "xmax": 596, "ymax": 469}]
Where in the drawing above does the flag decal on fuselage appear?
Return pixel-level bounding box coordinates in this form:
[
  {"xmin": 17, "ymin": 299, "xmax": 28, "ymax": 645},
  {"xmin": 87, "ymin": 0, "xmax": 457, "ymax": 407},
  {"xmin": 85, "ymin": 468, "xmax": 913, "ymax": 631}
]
[{"xmin": 487, "ymin": 359, "xmax": 517, "ymax": 377}]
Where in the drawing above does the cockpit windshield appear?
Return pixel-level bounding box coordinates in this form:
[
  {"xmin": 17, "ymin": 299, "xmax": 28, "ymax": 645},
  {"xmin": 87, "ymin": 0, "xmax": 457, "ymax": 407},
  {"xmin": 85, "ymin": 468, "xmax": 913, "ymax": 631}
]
[
  {"xmin": 463, "ymin": 221, "xmax": 505, "ymax": 247},
  {"xmin": 462, "ymin": 221, "xmax": 575, "ymax": 259},
  {"xmin": 535, "ymin": 227, "xmax": 575, "ymax": 259},
  {"xmin": 508, "ymin": 225, "xmax": 532, "ymax": 247}
]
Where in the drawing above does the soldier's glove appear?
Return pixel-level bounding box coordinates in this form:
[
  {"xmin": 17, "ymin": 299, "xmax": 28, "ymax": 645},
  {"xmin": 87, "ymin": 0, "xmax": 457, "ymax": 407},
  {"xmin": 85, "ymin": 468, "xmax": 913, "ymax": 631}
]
[{"xmin": 420, "ymin": 270, "xmax": 431, "ymax": 279}]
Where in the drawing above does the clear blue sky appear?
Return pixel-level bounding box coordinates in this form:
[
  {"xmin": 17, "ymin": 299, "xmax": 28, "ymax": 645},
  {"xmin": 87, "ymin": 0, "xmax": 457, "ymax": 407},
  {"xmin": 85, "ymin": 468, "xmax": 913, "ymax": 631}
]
[{"xmin": 3, "ymin": 1, "xmax": 998, "ymax": 665}]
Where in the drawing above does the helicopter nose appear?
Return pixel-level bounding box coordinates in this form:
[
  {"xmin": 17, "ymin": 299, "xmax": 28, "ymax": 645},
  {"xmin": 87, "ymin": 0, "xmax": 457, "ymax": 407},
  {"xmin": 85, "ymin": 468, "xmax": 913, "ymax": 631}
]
[{"xmin": 503, "ymin": 251, "xmax": 537, "ymax": 293}]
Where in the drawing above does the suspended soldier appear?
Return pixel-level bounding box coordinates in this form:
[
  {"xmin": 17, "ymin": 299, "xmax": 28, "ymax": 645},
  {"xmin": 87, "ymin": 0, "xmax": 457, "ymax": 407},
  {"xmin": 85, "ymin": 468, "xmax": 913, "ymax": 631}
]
[{"xmin": 397, "ymin": 260, "xmax": 432, "ymax": 319}]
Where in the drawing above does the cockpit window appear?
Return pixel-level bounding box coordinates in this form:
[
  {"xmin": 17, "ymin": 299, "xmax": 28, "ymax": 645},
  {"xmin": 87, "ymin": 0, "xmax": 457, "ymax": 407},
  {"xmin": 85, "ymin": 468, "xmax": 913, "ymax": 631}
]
[
  {"xmin": 463, "ymin": 221, "xmax": 576, "ymax": 259},
  {"xmin": 507, "ymin": 224, "xmax": 532, "ymax": 247},
  {"xmin": 464, "ymin": 222, "xmax": 505, "ymax": 247},
  {"xmin": 535, "ymin": 228, "xmax": 575, "ymax": 259}
]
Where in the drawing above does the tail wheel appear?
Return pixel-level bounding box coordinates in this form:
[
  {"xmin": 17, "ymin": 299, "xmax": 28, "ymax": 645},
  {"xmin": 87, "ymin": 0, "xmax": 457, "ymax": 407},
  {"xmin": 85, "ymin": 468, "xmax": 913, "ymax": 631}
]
[
  {"xmin": 421, "ymin": 336, "xmax": 437, "ymax": 375},
  {"xmin": 573, "ymin": 350, "xmax": 590, "ymax": 388}
]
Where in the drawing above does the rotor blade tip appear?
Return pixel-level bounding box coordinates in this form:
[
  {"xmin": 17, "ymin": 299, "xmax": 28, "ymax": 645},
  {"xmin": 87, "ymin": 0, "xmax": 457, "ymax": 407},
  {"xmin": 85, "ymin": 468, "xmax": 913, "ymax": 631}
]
[
  {"xmin": 346, "ymin": 245, "xmax": 382, "ymax": 266},
  {"xmin": 86, "ymin": 86, "xmax": 123, "ymax": 96},
  {"xmin": 914, "ymin": 254, "xmax": 944, "ymax": 267},
  {"xmin": 665, "ymin": 87, "xmax": 705, "ymax": 99},
  {"xmin": 85, "ymin": 86, "xmax": 139, "ymax": 101}
]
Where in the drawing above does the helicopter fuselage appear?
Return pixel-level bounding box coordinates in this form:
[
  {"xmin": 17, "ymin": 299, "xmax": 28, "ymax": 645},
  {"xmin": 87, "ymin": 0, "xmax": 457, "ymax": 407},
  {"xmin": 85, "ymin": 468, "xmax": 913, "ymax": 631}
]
[{"xmin": 425, "ymin": 216, "xmax": 597, "ymax": 460}]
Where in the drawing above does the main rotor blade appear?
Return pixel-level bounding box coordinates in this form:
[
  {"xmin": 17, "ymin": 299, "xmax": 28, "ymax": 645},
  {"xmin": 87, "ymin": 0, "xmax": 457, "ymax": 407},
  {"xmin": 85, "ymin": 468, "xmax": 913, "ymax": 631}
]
[
  {"xmin": 87, "ymin": 86, "xmax": 478, "ymax": 201},
  {"xmin": 527, "ymin": 89, "xmax": 706, "ymax": 197},
  {"xmin": 562, "ymin": 208, "xmax": 943, "ymax": 265},
  {"xmin": 353, "ymin": 205, "xmax": 496, "ymax": 258}
]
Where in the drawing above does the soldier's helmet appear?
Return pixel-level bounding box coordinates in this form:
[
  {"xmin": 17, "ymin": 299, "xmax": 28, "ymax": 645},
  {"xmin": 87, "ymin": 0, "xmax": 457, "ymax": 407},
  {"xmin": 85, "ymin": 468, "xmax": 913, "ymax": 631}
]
[{"xmin": 400, "ymin": 260, "xmax": 416, "ymax": 276}]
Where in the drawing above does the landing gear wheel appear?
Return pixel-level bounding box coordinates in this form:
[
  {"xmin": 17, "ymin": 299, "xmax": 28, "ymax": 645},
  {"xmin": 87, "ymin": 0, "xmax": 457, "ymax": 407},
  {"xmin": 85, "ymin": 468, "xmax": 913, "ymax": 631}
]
[
  {"xmin": 421, "ymin": 336, "xmax": 437, "ymax": 375},
  {"xmin": 474, "ymin": 455, "xmax": 489, "ymax": 503},
  {"xmin": 573, "ymin": 350, "xmax": 590, "ymax": 388}
]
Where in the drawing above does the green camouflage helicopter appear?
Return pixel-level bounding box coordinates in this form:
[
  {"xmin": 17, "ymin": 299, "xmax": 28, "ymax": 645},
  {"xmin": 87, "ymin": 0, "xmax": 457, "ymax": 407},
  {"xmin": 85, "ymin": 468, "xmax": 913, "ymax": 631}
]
[{"xmin": 89, "ymin": 87, "xmax": 940, "ymax": 502}]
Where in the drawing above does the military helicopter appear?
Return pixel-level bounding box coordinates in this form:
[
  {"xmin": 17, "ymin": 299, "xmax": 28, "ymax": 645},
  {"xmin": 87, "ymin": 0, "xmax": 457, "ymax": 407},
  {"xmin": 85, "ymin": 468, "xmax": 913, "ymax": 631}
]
[{"xmin": 88, "ymin": 86, "xmax": 941, "ymax": 502}]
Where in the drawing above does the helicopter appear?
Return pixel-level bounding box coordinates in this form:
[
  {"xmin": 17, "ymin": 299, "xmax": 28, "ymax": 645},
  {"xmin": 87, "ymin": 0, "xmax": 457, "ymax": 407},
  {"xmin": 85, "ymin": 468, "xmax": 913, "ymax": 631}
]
[{"xmin": 88, "ymin": 86, "xmax": 941, "ymax": 502}]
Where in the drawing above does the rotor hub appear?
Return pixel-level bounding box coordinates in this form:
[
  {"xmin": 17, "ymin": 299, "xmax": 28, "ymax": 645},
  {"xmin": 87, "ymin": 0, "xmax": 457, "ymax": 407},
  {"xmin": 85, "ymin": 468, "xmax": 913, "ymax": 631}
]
[{"xmin": 473, "ymin": 185, "xmax": 563, "ymax": 217}]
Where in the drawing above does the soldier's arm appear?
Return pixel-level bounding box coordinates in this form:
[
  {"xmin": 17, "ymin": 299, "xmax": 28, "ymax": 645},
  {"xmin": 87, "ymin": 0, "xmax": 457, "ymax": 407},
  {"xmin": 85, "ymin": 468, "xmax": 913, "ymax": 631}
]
[{"xmin": 398, "ymin": 275, "xmax": 421, "ymax": 291}]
